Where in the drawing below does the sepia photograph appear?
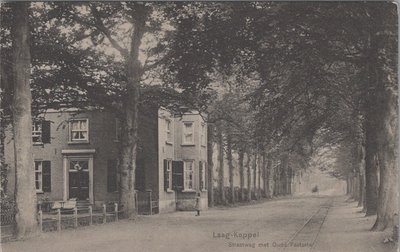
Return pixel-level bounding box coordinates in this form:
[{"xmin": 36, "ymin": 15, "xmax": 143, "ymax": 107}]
[{"xmin": 0, "ymin": 1, "xmax": 398, "ymax": 252}]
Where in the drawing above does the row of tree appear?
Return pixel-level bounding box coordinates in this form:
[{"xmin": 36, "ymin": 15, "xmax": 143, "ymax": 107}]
[{"xmin": 0, "ymin": 2, "xmax": 397, "ymax": 239}]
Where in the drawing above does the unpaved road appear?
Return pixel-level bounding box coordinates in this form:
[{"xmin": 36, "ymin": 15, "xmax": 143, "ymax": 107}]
[{"xmin": 1, "ymin": 195, "xmax": 396, "ymax": 252}]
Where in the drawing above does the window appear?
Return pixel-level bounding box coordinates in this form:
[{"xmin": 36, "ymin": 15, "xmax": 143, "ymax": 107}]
[
  {"xmin": 166, "ymin": 119, "xmax": 172, "ymax": 143},
  {"xmin": 70, "ymin": 119, "xmax": 89, "ymax": 142},
  {"xmin": 200, "ymin": 123, "xmax": 206, "ymax": 146},
  {"xmin": 34, "ymin": 161, "xmax": 42, "ymax": 192},
  {"xmin": 32, "ymin": 122, "xmax": 42, "ymax": 144},
  {"xmin": 164, "ymin": 159, "xmax": 172, "ymax": 191},
  {"xmin": 32, "ymin": 121, "xmax": 51, "ymax": 144},
  {"xmin": 184, "ymin": 160, "xmax": 194, "ymax": 190},
  {"xmin": 199, "ymin": 161, "xmax": 206, "ymax": 191},
  {"xmin": 34, "ymin": 161, "xmax": 51, "ymax": 193},
  {"xmin": 172, "ymin": 161, "xmax": 184, "ymax": 191},
  {"xmin": 183, "ymin": 122, "xmax": 194, "ymax": 145}
]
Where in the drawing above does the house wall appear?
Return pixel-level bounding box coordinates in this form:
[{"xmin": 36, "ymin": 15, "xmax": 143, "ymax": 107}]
[
  {"xmin": 5, "ymin": 108, "xmax": 209, "ymax": 214},
  {"xmin": 4, "ymin": 109, "xmax": 120, "ymax": 205},
  {"xmin": 136, "ymin": 107, "xmax": 159, "ymax": 199},
  {"xmin": 157, "ymin": 109, "xmax": 176, "ymax": 213},
  {"xmin": 173, "ymin": 112, "xmax": 208, "ymax": 211}
]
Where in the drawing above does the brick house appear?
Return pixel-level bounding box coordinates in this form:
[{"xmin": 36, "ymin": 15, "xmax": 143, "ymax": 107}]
[{"xmin": 4, "ymin": 107, "xmax": 208, "ymax": 213}]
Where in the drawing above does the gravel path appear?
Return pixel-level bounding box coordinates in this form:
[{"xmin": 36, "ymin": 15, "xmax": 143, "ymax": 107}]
[{"xmin": 2, "ymin": 195, "xmax": 395, "ymax": 252}]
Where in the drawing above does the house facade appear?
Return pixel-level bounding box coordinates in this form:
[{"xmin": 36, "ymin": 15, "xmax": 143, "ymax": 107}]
[{"xmin": 4, "ymin": 108, "xmax": 208, "ymax": 214}]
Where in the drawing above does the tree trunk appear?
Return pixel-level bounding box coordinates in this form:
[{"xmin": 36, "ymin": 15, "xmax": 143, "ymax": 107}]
[
  {"xmin": 119, "ymin": 8, "xmax": 147, "ymax": 219},
  {"xmin": 246, "ymin": 153, "xmax": 251, "ymax": 201},
  {"xmin": 262, "ymin": 152, "xmax": 267, "ymax": 198},
  {"xmin": 281, "ymin": 154, "xmax": 289, "ymax": 195},
  {"xmin": 266, "ymin": 155, "xmax": 272, "ymax": 198},
  {"xmin": 352, "ymin": 172, "xmax": 359, "ymax": 201},
  {"xmin": 217, "ymin": 125, "xmax": 225, "ymax": 205},
  {"xmin": 207, "ymin": 124, "xmax": 215, "ymax": 207},
  {"xmin": 358, "ymin": 168, "xmax": 365, "ymax": 208},
  {"xmin": 357, "ymin": 143, "xmax": 365, "ymax": 208},
  {"xmin": 11, "ymin": 2, "xmax": 38, "ymax": 238},
  {"xmin": 274, "ymin": 161, "xmax": 279, "ymax": 196},
  {"xmin": 226, "ymin": 129, "xmax": 234, "ymax": 203},
  {"xmin": 257, "ymin": 152, "xmax": 262, "ymax": 199},
  {"xmin": 369, "ymin": 4, "xmax": 398, "ymax": 231},
  {"xmin": 346, "ymin": 175, "xmax": 351, "ymax": 195},
  {"xmin": 252, "ymin": 153, "xmax": 257, "ymax": 199},
  {"xmin": 372, "ymin": 71, "xmax": 398, "ymax": 231},
  {"xmin": 364, "ymin": 122, "xmax": 379, "ymax": 215},
  {"xmin": 364, "ymin": 63, "xmax": 380, "ymax": 215},
  {"xmin": 238, "ymin": 148, "xmax": 244, "ymax": 202}
]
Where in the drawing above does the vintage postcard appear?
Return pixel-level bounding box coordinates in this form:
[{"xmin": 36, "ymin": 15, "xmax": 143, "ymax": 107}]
[{"xmin": 0, "ymin": 1, "xmax": 398, "ymax": 252}]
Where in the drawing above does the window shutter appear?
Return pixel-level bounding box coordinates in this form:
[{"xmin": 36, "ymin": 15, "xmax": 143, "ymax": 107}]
[
  {"xmin": 42, "ymin": 121, "xmax": 51, "ymax": 143},
  {"xmin": 172, "ymin": 161, "xmax": 184, "ymax": 191},
  {"xmin": 107, "ymin": 160, "xmax": 117, "ymax": 192},
  {"xmin": 164, "ymin": 159, "xmax": 168, "ymax": 191},
  {"xmin": 42, "ymin": 161, "xmax": 51, "ymax": 192},
  {"xmin": 199, "ymin": 161, "xmax": 203, "ymax": 190}
]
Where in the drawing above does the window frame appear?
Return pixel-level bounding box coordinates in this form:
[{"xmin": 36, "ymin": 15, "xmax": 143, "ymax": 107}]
[
  {"xmin": 165, "ymin": 119, "xmax": 172, "ymax": 144},
  {"xmin": 200, "ymin": 123, "xmax": 206, "ymax": 147},
  {"xmin": 34, "ymin": 161, "xmax": 43, "ymax": 193},
  {"xmin": 32, "ymin": 121, "xmax": 42, "ymax": 145},
  {"xmin": 183, "ymin": 160, "xmax": 195, "ymax": 191},
  {"xmin": 201, "ymin": 161, "xmax": 207, "ymax": 191},
  {"xmin": 69, "ymin": 118, "xmax": 89, "ymax": 143},
  {"xmin": 166, "ymin": 159, "xmax": 173, "ymax": 191},
  {"xmin": 182, "ymin": 121, "xmax": 194, "ymax": 145}
]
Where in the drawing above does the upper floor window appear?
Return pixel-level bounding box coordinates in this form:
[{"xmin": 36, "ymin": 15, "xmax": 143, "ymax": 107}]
[
  {"xmin": 183, "ymin": 122, "xmax": 194, "ymax": 145},
  {"xmin": 32, "ymin": 120, "xmax": 51, "ymax": 145},
  {"xmin": 200, "ymin": 123, "xmax": 206, "ymax": 146},
  {"xmin": 32, "ymin": 122, "xmax": 42, "ymax": 144},
  {"xmin": 184, "ymin": 160, "xmax": 194, "ymax": 190},
  {"xmin": 69, "ymin": 119, "xmax": 89, "ymax": 142},
  {"xmin": 166, "ymin": 119, "xmax": 172, "ymax": 143}
]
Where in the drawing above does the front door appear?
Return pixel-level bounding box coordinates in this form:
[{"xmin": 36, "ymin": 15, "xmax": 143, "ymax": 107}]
[{"xmin": 69, "ymin": 159, "xmax": 89, "ymax": 200}]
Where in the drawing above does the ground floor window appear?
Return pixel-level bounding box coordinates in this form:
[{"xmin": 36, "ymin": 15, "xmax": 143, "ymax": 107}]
[
  {"xmin": 164, "ymin": 159, "xmax": 173, "ymax": 191},
  {"xmin": 34, "ymin": 160, "xmax": 51, "ymax": 193},
  {"xmin": 199, "ymin": 161, "xmax": 206, "ymax": 191},
  {"xmin": 184, "ymin": 160, "xmax": 194, "ymax": 190}
]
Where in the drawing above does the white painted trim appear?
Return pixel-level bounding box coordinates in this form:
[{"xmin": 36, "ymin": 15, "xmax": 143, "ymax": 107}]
[
  {"xmin": 89, "ymin": 156, "xmax": 94, "ymax": 204},
  {"xmin": 69, "ymin": 118, "xmax": 89, "ymax": 143},
  {"xmin": 62, "ymin": 153, "xmax": 95, "ymax": 204},
  {"xmin": 62, "ymin": 149, "xmax": 96, "ymax": 154},
  {"xmin": 63, "ymin": 156, "xmax": 68, "ymax": 201}
]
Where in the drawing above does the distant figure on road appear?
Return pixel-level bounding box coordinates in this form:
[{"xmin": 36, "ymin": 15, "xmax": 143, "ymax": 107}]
[
  {"xmin": 312, "ymin": 185, "xmax": 319, "ymax": 194},
  {"xmin": 195, "ymin": 192, "xmax": 201, "ymax": 216}
]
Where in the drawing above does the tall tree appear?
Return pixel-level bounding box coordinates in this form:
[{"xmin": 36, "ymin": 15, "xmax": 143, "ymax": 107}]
[{"xmin": 10, "ymin": 2, "xmax": 38, "ymax": 238}]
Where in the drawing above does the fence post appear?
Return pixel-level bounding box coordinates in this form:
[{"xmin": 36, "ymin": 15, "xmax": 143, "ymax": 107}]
[
  {"xmin": 57, "ymin": 209, "xmax": 61, "ymax": 231},
  {"xmin": 38, "ymin": 210, "xmax": 43, "ymax": 232},
  {"xmin": 89, "ymin": 206, "xmax": 93, "ymax": 226},
  {"xmin": 74, "ymin": 207, "xmax": 78, "ymax": 228},
  {"xmin": 114, "ymin": 203, "xmax": 118, "ymax": 222},
  {"xmin": 103, "ymin": 204, "xmax": 106, "ymax": 224}
]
